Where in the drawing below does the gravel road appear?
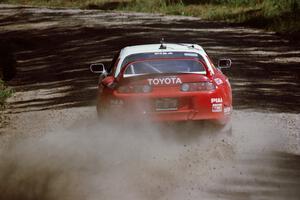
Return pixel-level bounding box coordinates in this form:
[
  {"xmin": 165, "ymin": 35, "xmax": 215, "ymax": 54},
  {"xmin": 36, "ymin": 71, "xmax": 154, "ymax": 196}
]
[{"xmin": 0, "ymin": 4, "xmax": 299, "ymax": 200}]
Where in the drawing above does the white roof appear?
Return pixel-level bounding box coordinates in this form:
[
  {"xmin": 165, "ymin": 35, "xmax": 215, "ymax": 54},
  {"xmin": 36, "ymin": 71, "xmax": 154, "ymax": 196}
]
[
  {"xmin": 120, "ymin": 43, "xmax": 205, "ymax": 58},
  {"xmin": 115, "ymin": 43, "xmax": 214, "ymax": 77}
]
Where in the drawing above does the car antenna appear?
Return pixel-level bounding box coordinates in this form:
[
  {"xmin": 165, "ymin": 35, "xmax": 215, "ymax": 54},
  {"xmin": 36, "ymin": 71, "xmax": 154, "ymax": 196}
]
[{"xmin": 159, "ymin": 38, "xmax": 167, "ymax": 49}]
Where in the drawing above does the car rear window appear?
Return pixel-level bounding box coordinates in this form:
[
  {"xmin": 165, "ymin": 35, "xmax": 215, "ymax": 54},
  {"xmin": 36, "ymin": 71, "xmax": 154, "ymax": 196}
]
[
  {"xmin": 124, "ymin": 59, "xmax": 206, "ymax": 77},
  {"xmin": 122, "ymin": 52, "xmax": 204, "ymax": 67}
]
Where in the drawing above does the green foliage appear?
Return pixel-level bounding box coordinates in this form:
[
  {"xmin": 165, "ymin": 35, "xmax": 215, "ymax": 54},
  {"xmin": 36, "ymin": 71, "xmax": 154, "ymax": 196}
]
[
  {"xmin": 0, "ymin": 80, "xmax": 13, "ymax": 107},
  {"xmin": 121, "ymin": 0, "xmax": 184, "ymax": 13},
  {"xmin": 0, "ymin": 0, "xmax": 299, "ymax": 35}
]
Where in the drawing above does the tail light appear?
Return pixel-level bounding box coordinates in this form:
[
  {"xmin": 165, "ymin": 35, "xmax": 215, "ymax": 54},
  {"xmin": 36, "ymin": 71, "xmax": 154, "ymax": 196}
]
[
  {"xmin": 180, "ymin": 82, "xmax": 216, "ymax": 92},
  {"xmin": 117, "ymin": 85, "xmax": 152, "ymax": 93}
]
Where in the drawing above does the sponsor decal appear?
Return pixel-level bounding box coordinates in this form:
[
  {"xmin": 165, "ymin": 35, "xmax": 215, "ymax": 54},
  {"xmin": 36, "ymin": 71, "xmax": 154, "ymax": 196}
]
[
  {"xmin": 154, "ymin": 52, "xmax": 173, "ymax": 55},
  {"xmin": 212, "ymin": 103, "xmax": 223, "ymax": 113},
  {"xmin": 211, "ymin": 98, "xmax": 223, "ymax": 103},
  {"xmin": 148, "ymin": 77, "xmax": 182, "ymax": 85},
  {"xmin": 214, "ymin": 78, "xmax": 223, "ymax": 85}
]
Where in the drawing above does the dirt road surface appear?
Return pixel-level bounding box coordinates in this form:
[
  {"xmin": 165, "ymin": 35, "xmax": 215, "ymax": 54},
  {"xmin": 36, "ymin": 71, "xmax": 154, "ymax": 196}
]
[{"xmin": 0, "ymin": 4, "xmax": 300, "ymax": 200}]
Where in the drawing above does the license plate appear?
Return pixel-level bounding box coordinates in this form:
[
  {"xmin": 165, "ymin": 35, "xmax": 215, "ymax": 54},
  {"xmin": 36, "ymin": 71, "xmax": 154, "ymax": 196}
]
[{"xmin": 155, "ymin": 98, "xmax": 178, "ymax": 111}]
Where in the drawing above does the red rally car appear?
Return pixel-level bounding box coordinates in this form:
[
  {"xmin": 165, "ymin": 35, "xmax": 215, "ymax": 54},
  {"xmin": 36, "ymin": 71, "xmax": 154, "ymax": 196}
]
[{"xmin": 90, "ymin": 42, "xmax": 232, "ymax": 125}]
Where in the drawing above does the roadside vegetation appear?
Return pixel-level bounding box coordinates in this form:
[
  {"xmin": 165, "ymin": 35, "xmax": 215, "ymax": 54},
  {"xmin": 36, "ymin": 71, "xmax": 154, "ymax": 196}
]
[
  {"xmin": 0, "ymin": 79, "xmax": 13, "ymax": 127},
  {"xmin": 0, "ymin": 79, "xmax": 14, "ymax": 126},
  {"xmin": 0, "ymin": 84, "xmax": 13, "ymax": 126},
  {"xmin": 126, "ymin": 0, "xmax": 299, "ymax": 34},
  {"xmin": 0, "ymin": 0, "xmax": 299, "ymax": 36},
  {"xmin": 0, "ymin": 40, "xmax": 16, "ymax": 110},
  {"xmin": 0, "ymin": 80, "xmax": 12, "ymax": 108}
]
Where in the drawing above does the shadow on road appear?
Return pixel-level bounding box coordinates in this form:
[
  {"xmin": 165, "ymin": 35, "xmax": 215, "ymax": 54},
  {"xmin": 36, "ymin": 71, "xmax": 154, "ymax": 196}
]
[{"xmin": 0, "ymin": 6, "xmax": 299, "ymax": 113}]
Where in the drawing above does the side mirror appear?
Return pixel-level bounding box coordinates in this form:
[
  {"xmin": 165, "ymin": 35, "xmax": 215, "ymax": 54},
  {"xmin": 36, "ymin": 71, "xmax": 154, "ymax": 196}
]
[
  {"xmin": 218, "ymin": 59, "xmax": 231, "ymax": 69},
  {"xmin": 90, "ymin": 63, "xmax": 107, "ymax": 75}
]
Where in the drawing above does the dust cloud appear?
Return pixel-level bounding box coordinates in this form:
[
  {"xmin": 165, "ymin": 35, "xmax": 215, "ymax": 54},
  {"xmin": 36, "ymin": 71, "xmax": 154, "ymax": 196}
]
[{"xmin": 0, "ymin": 111, "xmax": 299, "ymax": 200}]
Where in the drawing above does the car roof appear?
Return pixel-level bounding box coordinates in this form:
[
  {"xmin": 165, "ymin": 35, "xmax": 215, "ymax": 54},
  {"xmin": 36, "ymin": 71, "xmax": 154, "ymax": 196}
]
[
  {"xmin": 120, "ymin": 43, "xmax": 206, "ymax": 58},
  {"xmin": 115, "ymin": 43, "xmax": 214, "ymax": 77}
]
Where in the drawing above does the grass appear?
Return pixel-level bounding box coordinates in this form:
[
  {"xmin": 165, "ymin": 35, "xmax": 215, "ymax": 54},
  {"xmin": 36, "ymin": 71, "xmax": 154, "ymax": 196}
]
[
  {"xmin": 0, "ymin": 80, "xmax": 13, "ymax": 108},
  {"xmin": 119, "ymin": 0, "xmax": 300, "ymax": 37},
  {"xmin": 0, "ymin": 79, "xmax": 12, "ymax": 127},
  {"xmin": 0, "ymin": 0, "xmax": 299, "ymax": 37}
]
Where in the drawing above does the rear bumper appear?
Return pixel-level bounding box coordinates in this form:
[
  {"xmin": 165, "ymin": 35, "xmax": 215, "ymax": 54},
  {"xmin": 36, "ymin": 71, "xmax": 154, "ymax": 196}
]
[
  {"xmin": 103, "ymin": 106, "xmax": 231, "ymax": 124},
  {"xmin": 99, "ymin": 90, "xmax": 232, "ymax": 123},
  {"xmin": 146, "ymin": 109, "xmax": 231, "ymax": 122}
]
